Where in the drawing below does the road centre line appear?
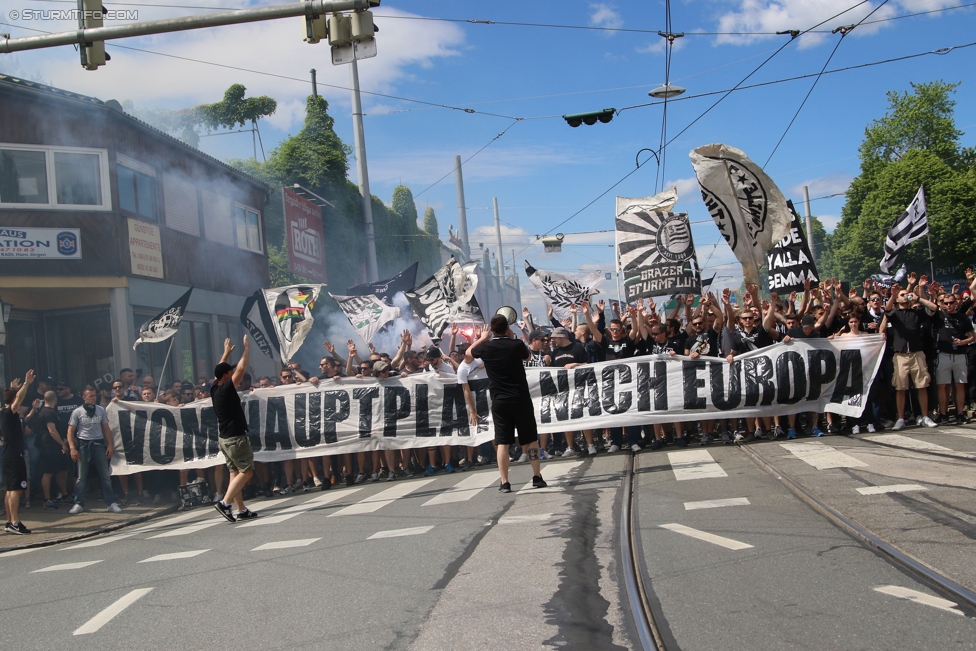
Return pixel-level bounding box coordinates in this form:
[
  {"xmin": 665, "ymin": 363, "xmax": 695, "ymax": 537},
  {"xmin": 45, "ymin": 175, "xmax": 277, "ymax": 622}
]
[
  {"xmin": 668, "ymin": 450, "xmax": 728, "ymax": 480},
  {"xmin": 252, "ymin": 538, "xmax": 321, "ymax": 551},
  {"xmin": 517, "ymin": 460, "xmax": 583, "ymax": 493},
  {"xmin": 874, "ymin": 585, "xmax": 964, "ymax": 616},
  {"xmin": 368, "ymin": 526, "xmax": 435, "ymax": 540},
  {"xmin": 73, "ymin": 588, "xmax": 154, "ymax": 635},
  {"xmin": 329, "ymin": 480, "xmax": 435, "ymax": 517},
  {"xmin": 857, "ymin": 484, "xmax": 927, "ymax": 496},
  {"xmin": 865, "ymin": 434, "xmax": 976, "ymax": 459},
  {"xmin": 32, "ymin": 560, "xmax": 103, "ymax": 573},
  {"xmin": 65, "ymin": 534, "xmax": 137, "ymax": 549},
  {"xmin": 684, "ymin": 497, "xmax": 750, "ymax": 510},
  {"xmin": 780, "ymin": 441, "xmax": 868, "ymax": 469},
  {"xmin": 659, "ymin": 523, "xmax": 753, "ymax": 550},
  {"xmin": 422, "ymin": 472, "xmax": 499, "ymax": 506},
  {"xmin": 139, "ymin": 549, "xmax": 210, "ymax": 563},
  {"xmin": 0, "ymin": 548, "xmax": 36, "ymax": 558},
  {"xmin": 239, "ymin": 488, "xmax": 364, "ymax": 527}
]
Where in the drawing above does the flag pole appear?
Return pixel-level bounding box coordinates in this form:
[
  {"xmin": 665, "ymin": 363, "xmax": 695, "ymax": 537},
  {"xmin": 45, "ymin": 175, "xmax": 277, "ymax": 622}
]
[
  {"xmin": 926, "ymin": 233, "xmax": 936, "ymax": 280},
  {"xmin": 155, "ymin": 337, "xmax": 176, "ymax": 397}
]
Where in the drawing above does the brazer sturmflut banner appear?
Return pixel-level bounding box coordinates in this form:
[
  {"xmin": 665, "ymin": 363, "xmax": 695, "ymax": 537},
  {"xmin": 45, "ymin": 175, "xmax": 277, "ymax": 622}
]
[{"xmin": 107, "ymin": 335, "xmax": 884, "ymax": 474}]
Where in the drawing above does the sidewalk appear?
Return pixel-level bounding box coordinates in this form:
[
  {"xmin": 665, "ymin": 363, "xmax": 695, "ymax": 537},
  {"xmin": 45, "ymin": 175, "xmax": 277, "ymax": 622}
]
[{"xmin": 0, "ymin": 498, "xmax": 179, "ymax": 553}]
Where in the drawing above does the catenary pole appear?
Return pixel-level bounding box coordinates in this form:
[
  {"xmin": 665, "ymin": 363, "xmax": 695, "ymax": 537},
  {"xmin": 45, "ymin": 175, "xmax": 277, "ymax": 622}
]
[
  {"xmin": 454, "ymin": 156, "xmax": 471, "ymax": 260},
  {"xmin": 493, "ymin": 197, "xmax": 505, "ymax": 303},
  {"xmin": 803, "ymin": 185, "xmax": 816, "ymax": 260},
  {"xmin": 350, "ymin": 58, "xmax": 379, "ymax": 282}
]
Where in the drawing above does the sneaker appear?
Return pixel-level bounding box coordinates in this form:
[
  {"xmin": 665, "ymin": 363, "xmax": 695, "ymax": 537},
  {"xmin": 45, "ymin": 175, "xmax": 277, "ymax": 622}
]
[
  {"xmin": 44, "ymin": 499, "xmax": 58, "ymax": 510},
  {"xmin": 320, "ymin": 479, "xmax": 331, "ymax": 490},
  {"xmin": 608, "ymin": 444, "xmax": 621, "ymax": 453},
  {"xmin": 445, "ymin": 463, "xmax": 455, "ymax": 474},
  {"xmin": 587, "ymin": 444, "xmax": 598, "ymax": 456},
  {"xmin": 787, "ymin": 428, "xmax": 797, "ymax": 440},
  {"xmin": 141, "ymin": 490, "xmax": 151, "ymax": 501},
  {"xmin": 893, "ymin": 418, "xmax": 906, "ymax": 431},
  {"xmin": 562, "ymin": 448, "xmax": 577, "ymax": 458},
  {"xmin": 851, "ymin": 425, "xmax": 861, "ymax": 434},
  {"xmin": 69, "ymin": 504, "xmax": 84, "ymax": 515},
  {"xmin": 303, "ymin": 482, "xmax": 314, "ymax": 491},
  {"xmin": 920, "ymin": 416, "xmax": 937, "ymax": 428},
  {"xmin": 190, "ymin": 477, "xmax": 205, "ymax": 485},
  {"xmin": 867, "ymin": 423, "xmax": 877, "ymax": 433},
  {"xmin": 532, "ymin": 475, "xmax": 548, "ymax": 489},
  {"xmin": 753, "ymin": 428, "xmax": 763, "ymax": 441},
  {"xmin": 881, "ymin": 419, "xmax": 895, "ymax": 429},
  {"xmin": 5, "ymin": 522, "xmax": 30, "ymax": 535},
  {"xmin": 675, "ymin": 437, "xmax": 688, "ymax": 448},
  {"xmin": 281, "ymin": 485, "xmax": 295, "ymax": 494},
  {"xmin": 345, "ymin": 475, "xmax": 355, "ymax": 487},
  {"xmin": 650, "ymin": 439, "xmax": 663, "ymax": 450},
  {"xmin": 385, "ymin": 470, "xmax": 397, "ymax": 481},
  {"xmin": 517, "ymin": 453, "xmax": 529, "ymax": 463},
  {"xmin": 539, "ymin": 450, "xmax": 548, "ymax": 461},
  {"xmin": 956, "ymin": 413, "xmax": 970, "ymax": 425},
  {"xmin": 699, "ymin": 433, "xmax": 711, "ymax": 446},
  {"xmin": 313, "ymin": 477, "xmax": 323, "ymax": 488},
  {"xmin": 631, "ymin": 443, "xmax": 641, "ymax": 453},
  {"xmin": 773, "ymin": 426, "xmax": 784, "ymax": 439},
  {"xmin": 812, "ymin": 427, "xmax": 825, "ymax": 437},
  {"xmin": 827, "ymin": 423, "xmax": 840, "ymax": 434},
  {"xmin": 499, "ymin": 482, "xmax": 512, "ymax": 493},
  {"xmin": 733, "ymin": 431, "xmax": 745, "ymax": 443},
  {"xmin": 236, "ymin": 508, "xmax": 258, "ymax": 520},
  {"xmin": 214, "ymin": 501, "xmax": 236, "ymax": 523},
  {"xmin": 107, "ymin": 503, "xmax": 122, "ymax": 513},
  {"xmin": 152, "ymin": 494, "xmax": 161, "ymax": 505},
  {"xmin": 354, "ymin": 473, "xmax": 367, "ymax": 484},
  {"xmin": 23, "ymin": 500, "xmax": 31, "ymax": 510},
  {"xmin": 369, "ymin": 473, "xmax": 379, "ymax": 483},
  {"xmin": 424, "ymin": 465, "xmax": 437, "ymax": 477}
]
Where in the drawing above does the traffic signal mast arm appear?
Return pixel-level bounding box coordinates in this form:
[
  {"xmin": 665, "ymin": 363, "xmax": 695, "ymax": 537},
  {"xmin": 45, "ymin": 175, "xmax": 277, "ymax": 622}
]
[
  {"xmin": 0, "ymin": 0, "xmax": 378, "ymax": 54},
  {"xmin": 562, "ymin": 108, "xmax": 616, "ymax": 127}
]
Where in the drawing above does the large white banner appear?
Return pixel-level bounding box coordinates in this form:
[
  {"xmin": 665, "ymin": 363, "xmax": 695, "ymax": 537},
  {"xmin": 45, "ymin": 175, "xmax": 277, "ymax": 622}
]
[{"xmin": 107, "ymin": 336, "xmax": 884, "ymax": 474}]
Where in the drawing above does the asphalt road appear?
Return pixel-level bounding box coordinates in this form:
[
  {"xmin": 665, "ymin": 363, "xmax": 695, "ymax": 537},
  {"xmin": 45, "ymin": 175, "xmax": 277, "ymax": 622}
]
[{"xmin": 2, "ymin": 424, "xmax": 976, "ymax": 651}]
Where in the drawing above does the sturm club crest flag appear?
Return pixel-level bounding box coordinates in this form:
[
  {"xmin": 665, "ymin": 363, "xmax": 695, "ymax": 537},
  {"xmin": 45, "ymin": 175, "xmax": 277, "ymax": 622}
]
[
  {"xmin": 405, "ymin": 257, "xmax": 484, "ymax": 340},
  {"xmin": 689, "ymin": 143, "xmax": 792, "ymax": 285},
  {"xmin": 263, "ymin": 284, "xmax": 324, "ymax": 363},
  {"xmin": 615, "ymin": 197, "xmax": 700, "ymax": 300},
  {"xmin": 346, "ymin": 262, "xmax": 419, "ymax": 305},
  {"xmin": 766, "ymin": 200, "xmax": 819, "ymax": 292},
  {"xmin": 329, "ymin": 293, "xmax": 401, "ymax": 343},
  {"xmin": 240, "ymin": 291, "xmax": 281, "ymax": 361},
  {"xmin": 880, "ymin": 186, "xmax": 928, "ymax": 273},
  {"xmin": 133, "ymin": 287, "xmax": 193, "ymax": 350},
  {"xmin": 524, "ymin": 262, "xmax": 605, "ymax": 321}
]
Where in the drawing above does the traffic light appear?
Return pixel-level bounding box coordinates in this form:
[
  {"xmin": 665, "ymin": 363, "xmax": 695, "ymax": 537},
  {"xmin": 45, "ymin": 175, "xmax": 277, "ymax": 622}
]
[
  {"xmin": 79, "ymin": 0, "xmax": 110, "ymax": 70},
  {"xmin": 563, "ymin": 109, "xmax": 615, "ymax": 127},
  {"xmin": 328, "ymin": 12, "xmax": 351, "ymax": 46},
  {"xmin": 304, "ymin": 0, "xmax": 327, "ymax": 44}
]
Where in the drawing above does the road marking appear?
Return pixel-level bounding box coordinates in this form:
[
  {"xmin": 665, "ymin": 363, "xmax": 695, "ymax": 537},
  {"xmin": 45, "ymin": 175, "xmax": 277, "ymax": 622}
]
[
  {"xmin": 865, "ymin": 434, "xmax": 976, "ymax": 459},
  {"xmin": 238, "ymin": 488, "xmax": 363, "ymax": 527},
  {"xmin": 659, "ymin": 523, "xmax": 753, "ymax": 550},
  {"xmin": 251, "ymin": 538, "xmax": 321, "ymax": 551},
  {"xmin": 65, "ymin": 534, "xmax": 137, "ymax": 550},
  {"xmin": 368, "ymin": 526, "xmax": 435, "ymax": 540},
  {"xmin": 944, "ymin": 429, "xmax": 976, "ymax": 441},
  {"xmin": 517, "ymin": 460, "xmax": 583, "ymax": 493},
  {"xmin": 73, "ymin": 588, "xmax": 154, "ymax": 635},
  {"xmin": 32, "ymin": 560, "xmax": 103, "ymax": 573},
  {"xmin": 139, "ymin": 549, "xmax": 209, "ymax": 563},
  {"xmin": 780, "ymin": 441, "xmax": 868, "ymax": 469},
  {"xmin": 0, "ymin": 548, "xmax": 36, "ymax": 558},
  {"xmin": 668, "ymin": 450, "xmax": 728, "ymax": 481},
  {"xmin": 874, "ymin": 585, "xmax": 964, "ymax": 616},
  {"xmin": 684, "ymin": 497, "xmax": 751, "ymax": 511},
  {"xmin": 498, "ymin": 513, "xmax": 552, "ymax": 524},
  {"xmin": 148, "ymin": 519, "xmax": 222, "ymax": 538},
  {"xmin": 329, "ymin": 480, "xmax": 435, "ymax": 517},
  {"xmin": 132, "ymin": 510, "xmax": 209, "ymax": 533},
  {"xmin": 422, "ymin": 472, "xmax": 499, "ymax": 506},
  {"xmin": 857, "ymin": 484, "xmax": 927, "ymax": 496}
]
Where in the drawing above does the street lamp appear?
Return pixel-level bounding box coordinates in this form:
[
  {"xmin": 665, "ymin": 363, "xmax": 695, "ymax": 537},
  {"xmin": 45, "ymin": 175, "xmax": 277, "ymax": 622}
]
[{"xmin": 648, "ymin": 84, "xmax": 686, "ymax": 99}]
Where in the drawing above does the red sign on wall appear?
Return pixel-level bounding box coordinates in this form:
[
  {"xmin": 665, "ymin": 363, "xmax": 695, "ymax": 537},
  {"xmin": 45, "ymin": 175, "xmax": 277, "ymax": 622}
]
[{"xmin": 283, "ymin": 187, "xmax": 327, "ymax": 283}]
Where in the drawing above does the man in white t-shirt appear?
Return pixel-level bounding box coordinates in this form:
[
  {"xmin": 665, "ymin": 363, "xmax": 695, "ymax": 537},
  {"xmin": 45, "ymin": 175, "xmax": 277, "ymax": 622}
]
[
  {"xmin": 458, "ymin": 353, "xmax": 490, "ymax": 468},
  {"xmin": 67, "ymin": 387, "xmax": 121, "ymax": 514}
]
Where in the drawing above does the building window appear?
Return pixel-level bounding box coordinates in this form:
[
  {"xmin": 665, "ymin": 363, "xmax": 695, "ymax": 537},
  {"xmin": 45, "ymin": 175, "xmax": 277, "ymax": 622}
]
[
  {"xmin": 234, "ymin": 204, "xmax": 262, "ymax": 253},
  {"xmin": 0, "ymin": 144, "xmax": 111, "ymax": 209},
  {"xmin": 118, "ymin": 165, "xmax": 156, "ymax": 220}
]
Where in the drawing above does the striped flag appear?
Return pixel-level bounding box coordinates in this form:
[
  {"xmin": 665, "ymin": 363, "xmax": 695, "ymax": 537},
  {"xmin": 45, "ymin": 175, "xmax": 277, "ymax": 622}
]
[{"xmin": 880, "ymin": 186, "xmax": 928, "ymax": 273}]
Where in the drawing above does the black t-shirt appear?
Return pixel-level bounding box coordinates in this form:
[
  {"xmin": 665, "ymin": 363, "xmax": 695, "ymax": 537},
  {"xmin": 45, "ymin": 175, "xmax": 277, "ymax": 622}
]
[
  {"xmin": 210, "ymin": 379, "xmax": 248, "ymax": 439},
  {"xmin": 37, "ymin": 406, "xmax": 63, "ymax": 449},
  {"xmin": 785, "ymin": 327, "xmax": 823, "ymax": 340},
  {"xmin": 550, "ymin": 342, "xmax": 588, "ymax": 367},
  {"xmin": 668, "ymin": 332, "xmax": 688, "ymax": 354},
  {"xmin": 57, "ymin": 395, "xmax": 84, "ymax": 432},
  {"xmin": 600, "ymin": 335, "xmax": 638, "ymax": 361},
  {"xmin": 725, "ymin": 326, "xmax": 774, "ymax": 355},
  {"xmin": 471, "ymin": 337, "xmax": 531, "ymax": 403},
  {"xmin": 887, "ymin": 307, "xmax": 928, "ymax": 353},
  {"xmin": 1, "ymin": 406, "xmax": 25, "ymax": 460},
  {"xmin": 933, "ymin": 310, "xmax": 974, "ymax": 354},
  {"xmin": 685, "ymin": 329, "xmax": 719, "ymax": 357}
]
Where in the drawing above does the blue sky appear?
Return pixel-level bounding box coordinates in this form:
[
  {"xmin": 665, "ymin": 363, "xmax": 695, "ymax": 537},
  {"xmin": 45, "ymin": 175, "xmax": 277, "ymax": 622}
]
[{"xmin": 3, "ymin": 0, "xmax": 975, "ymax": 312}]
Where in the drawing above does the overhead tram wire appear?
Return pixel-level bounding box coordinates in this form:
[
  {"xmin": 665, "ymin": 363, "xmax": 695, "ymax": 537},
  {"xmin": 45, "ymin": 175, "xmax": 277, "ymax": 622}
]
[{"xmin": 764, "ymin": 0, "xmax": 893, "ymax": 167}]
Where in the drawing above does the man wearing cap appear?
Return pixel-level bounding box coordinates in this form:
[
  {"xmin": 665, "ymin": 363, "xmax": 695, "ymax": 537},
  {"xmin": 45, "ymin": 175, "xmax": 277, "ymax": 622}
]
[
  {"xmin": 423, "ymin": 346, "xmax": 458, "ymax": 474},
  {"xmin": 525, "ymin": 330, "xmax": 551, "ymax": 368},
  {"xmin": 548, "ymin": 327, "xmax": 596, "ymax": 457},
  {"xmin": 471, "ymin": 316, "xmax": 547, "ymax": 493},
  {"xmin": 211, "ymin": 336, "xmax": 257, "ymax": 523}
]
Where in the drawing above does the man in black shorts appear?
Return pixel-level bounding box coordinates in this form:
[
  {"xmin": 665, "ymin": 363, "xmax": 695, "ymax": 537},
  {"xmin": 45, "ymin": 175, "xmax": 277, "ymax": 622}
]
[
  {"xmin": 2, "ymin": 370, "xmax": 35, "ymax": 534},
  {"xmin": 211, "ymin": 336, "xmax": 257, "ymax": 523},
  {"xmin": 471, "ymin": 316, "xmax": 547, "ymax": 493}
]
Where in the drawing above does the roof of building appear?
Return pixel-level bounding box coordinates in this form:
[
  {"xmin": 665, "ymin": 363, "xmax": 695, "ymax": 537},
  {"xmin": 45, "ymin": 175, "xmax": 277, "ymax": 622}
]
[{"xmin": 0, "ymin": 73, "xmax": 270, "ymax": 191}]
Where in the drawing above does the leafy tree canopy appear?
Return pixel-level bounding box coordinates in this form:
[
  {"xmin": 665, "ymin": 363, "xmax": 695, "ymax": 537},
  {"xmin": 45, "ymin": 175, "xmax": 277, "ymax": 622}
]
[
  {"xmin": 423, "ymin": 206, "xmax": 439, "ymax": 238},
  {"xmin": 194, "ymin": 83, "xmax": 277, "ymax": 131}
]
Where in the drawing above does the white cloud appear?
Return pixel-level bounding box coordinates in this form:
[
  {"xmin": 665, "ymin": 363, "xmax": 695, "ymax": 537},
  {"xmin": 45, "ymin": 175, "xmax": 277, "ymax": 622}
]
[
  {"xmin": 1, "ymin": 7, "xmax": 465, "ymax": 132},
  {"xmin": 789, "ymin": 172, "xmax": 852, "ymax": 199},
  {"xmin": 665, "ymin": 177, "xmax": 701, "ymax": 201},
  {"xmin": 637, "ymin": 36, "xmax": 688, "ymax": 55},
  {"xmin": 590, "ymin": 3, "xmax": 624, "ymax": 30},
  {"xmin": 817, "ymin": 213, "xmax": 841, "ymax": 231},
  {"xmin": 469, "ymin": 224, "xmax": 534, "ymax": 250}
]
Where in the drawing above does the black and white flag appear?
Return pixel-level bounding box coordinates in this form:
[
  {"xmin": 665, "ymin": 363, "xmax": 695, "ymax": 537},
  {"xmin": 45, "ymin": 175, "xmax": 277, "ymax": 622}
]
[
  {"xmin": 329, "ymin": 293, "xmax": 401, "ymax": 343},
  {"xmin": 240, "ymin": 291, "xmax": 281, "ymax": 361},
  {"xmin": 690, "ymin": 143, "xmax": 792, "ymax": 285},
  {"xmin": 524, "ymin": 261, "xmax": 605, "ymax": 321},
  {"xmin": 262, "ymin": 284, "xmax": 324, "ymax": 363},
  {"xmin": 346, "ymin": 262, "xmax": 419, "ymax": 305},
  {"xmin": 880, "ymin": 186, "xmax": 928, "ymax": 273},
  {"xmin": 405, "ymin": 257, "xmax": 484, "ymax": 339},
  {"xmin": 766, "ymin": 200, "xmax": 819, "ymax": 292},
  {"xmin": 133, "ymin": 287, "xmax": 193, "ymax": 349},
  {"xmin": 615, "ymin": 199, "xmax": 700, "ymax": 300}
]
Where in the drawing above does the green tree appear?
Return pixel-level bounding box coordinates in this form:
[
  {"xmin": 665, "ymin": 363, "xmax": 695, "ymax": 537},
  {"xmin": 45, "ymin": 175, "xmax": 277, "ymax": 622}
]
[
  {"xmin": 824, "ymin": 81, "xmax": 976, "ymax": 281},
  {"xmin": 391, "ymin": 185, "xmax": 419, "ymax": 224},
  {"xmin": 193, "ymin": 83, "xmax": 277, "ymax": 132},
  {"xmin": 423, "ymin": 206, "xmax": 439, "ymax": 238}
]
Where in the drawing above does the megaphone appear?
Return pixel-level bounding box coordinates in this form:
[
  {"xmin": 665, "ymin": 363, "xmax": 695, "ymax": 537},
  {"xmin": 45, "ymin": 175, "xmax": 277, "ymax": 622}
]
[{"xmin": 496, "ymin": 305, "xmax": 518, "ymax": 326}]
